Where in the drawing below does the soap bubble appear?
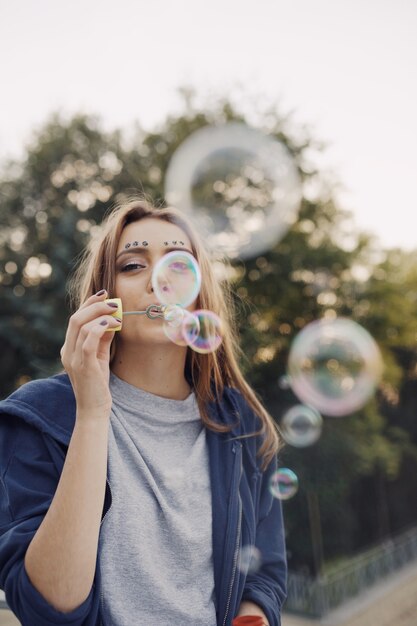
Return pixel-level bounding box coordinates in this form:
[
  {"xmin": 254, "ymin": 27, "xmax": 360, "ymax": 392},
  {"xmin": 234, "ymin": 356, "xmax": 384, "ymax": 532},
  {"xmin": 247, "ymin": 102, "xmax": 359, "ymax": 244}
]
[
  {"xmin": 163, "ymin": 309, "xmax": 200, "ymax": 347},
  {"xmin": 151, "ymin": 250, "xmax": 201, "ymax": 307},
  {"xmin": 269, "ymin": 468, "xmax": 299, "ymax": 500},
  {"xmin": 280, "ymin": 405, "xmax": 323, "ymax": 447},
  {"xmin": 183, "ymin": 310, "xmax": 223, "ymax": 353},
  {"xmin": 162, "ymin": 304, "xmax": 185, "ymax": 327},
  {"xmin": 287, "ymin": 318, "xmax": 383, "ymax": 416},
  {"xmin": 162, "ymin": 307, "xmax": 222, "ymax": 353},
  {"xmin": 238, "ymin": 545, "xmax": 262, "ymax": 575},
  {"xmin": 165, "ymin": 122, "xmax": 302, "ymax": 260}
]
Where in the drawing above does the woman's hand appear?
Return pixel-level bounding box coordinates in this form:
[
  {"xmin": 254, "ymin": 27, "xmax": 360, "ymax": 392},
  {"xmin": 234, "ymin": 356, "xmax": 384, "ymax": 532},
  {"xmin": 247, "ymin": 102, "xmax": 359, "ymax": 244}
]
[
  {"xmin": 236, "ymin": 601, "xmax": 269, "ymax": 625},
  {"xmin": 60, "ymin": 289, "xmax": 121, "ymax": 420}
]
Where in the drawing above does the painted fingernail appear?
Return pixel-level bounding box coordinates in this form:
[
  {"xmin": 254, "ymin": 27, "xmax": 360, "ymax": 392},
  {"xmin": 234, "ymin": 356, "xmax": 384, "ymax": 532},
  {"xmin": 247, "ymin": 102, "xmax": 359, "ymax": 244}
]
[
  {"xmin": 114, "ymin": 317, "xmax": 122, "ymax": 323},
  {"xmin": 100, "ymin": 320, "xmax": 109, "ymax": 326},
  {"xmin": 107, "ymin": 302, "xmax": 119, "ymax": 308},
  {"xmin": 96, "ymin": 289, "xmax": 106, "ymax": 296}
]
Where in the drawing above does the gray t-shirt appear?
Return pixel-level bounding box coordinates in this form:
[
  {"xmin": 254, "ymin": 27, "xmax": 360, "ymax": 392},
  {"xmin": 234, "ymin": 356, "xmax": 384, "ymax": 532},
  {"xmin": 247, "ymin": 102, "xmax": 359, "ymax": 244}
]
[{"xmin": 99, "ymin": 373, "xmax": 217, "ymax": 626}]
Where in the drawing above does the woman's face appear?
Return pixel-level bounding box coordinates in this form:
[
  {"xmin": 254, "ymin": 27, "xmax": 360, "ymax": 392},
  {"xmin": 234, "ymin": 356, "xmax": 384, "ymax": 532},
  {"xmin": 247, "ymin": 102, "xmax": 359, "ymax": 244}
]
[{"xmin": 114, "ymin": 217, "xmax": 196, "ymax": 346}]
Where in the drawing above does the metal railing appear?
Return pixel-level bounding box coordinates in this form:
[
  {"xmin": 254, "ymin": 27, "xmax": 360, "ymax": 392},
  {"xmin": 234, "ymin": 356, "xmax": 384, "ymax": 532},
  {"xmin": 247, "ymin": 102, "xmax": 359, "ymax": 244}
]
[{"xmin": 284, "ymin": 524, "xmax": 417, "ymax": 617}]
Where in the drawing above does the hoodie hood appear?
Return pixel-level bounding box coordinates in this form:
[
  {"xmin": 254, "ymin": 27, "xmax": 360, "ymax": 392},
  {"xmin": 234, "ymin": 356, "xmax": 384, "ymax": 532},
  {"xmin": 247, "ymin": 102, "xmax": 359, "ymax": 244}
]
[{"xmin": 0, "ymin": 374, "xmax": 76, "ymax": 446}]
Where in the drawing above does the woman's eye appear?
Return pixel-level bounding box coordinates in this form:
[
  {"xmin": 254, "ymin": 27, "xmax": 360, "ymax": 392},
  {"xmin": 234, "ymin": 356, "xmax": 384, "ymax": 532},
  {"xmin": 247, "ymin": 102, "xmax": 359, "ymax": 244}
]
[
  {"xmin": 120, "ymin": 261, "xmax": 146, "ymax": 272},
  {"xmin": 169, "ymin": 261, "xmax": 188, "ymax": 273}
]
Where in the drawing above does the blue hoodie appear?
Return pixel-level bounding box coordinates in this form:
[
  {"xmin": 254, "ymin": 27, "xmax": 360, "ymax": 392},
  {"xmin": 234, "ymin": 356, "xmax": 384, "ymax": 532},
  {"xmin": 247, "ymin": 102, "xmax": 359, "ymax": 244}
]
[{"xmin": 0, "ymin": 374, "xmax": 287, "ymax": 625}]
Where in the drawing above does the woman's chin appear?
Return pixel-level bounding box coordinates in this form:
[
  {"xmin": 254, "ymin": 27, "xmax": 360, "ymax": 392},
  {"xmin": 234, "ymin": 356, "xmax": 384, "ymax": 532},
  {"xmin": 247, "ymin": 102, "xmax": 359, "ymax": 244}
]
[{"xmin": 121, "ymin": 325, "xmax": 178, "ymax": 347}]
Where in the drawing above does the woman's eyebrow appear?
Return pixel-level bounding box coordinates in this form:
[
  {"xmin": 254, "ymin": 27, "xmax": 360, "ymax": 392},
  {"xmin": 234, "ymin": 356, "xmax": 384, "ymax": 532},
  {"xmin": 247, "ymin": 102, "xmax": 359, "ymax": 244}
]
[{"xmin": 115, "ymin": 246, "xmax": 193, "ymax": 261}]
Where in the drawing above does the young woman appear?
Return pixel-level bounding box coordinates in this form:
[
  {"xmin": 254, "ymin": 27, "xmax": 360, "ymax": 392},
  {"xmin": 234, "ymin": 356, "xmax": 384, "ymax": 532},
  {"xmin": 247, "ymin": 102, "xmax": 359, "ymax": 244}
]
[{"xmin": 0, "ymin": 198, "xmax": 287, "ymax": 625}]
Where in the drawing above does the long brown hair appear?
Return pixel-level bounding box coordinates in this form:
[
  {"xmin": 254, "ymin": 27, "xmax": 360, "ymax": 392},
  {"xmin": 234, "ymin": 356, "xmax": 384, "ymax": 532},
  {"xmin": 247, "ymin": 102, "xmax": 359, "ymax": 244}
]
[{"xmin": 68, "ymin": 196, "xmax": 282, "ymax": 468}]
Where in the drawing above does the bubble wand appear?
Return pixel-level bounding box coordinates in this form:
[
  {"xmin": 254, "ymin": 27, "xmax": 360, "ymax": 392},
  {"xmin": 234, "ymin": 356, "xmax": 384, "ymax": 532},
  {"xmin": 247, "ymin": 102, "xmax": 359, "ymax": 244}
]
[{"xmin": 123, "ymin": 303, "xmax": 165, "ymax": 319}]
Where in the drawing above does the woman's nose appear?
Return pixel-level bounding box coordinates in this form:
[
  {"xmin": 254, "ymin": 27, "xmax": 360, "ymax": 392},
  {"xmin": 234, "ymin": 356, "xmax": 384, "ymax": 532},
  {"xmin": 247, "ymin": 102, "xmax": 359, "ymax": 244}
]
[{"xmin": 146, "ymin": 276, "xmax": 154, "ymax": 294}]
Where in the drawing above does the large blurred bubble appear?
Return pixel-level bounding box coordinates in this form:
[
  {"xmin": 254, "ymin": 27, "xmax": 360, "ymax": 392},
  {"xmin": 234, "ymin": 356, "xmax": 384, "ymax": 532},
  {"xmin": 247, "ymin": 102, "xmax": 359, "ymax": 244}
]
[
  {"xmin": 287, "ymin": 318, "xmax": 383, "ymax": 416},
  {"xmin": 165, "ymin": 122, "xmax": 302, "ymax": 260}
]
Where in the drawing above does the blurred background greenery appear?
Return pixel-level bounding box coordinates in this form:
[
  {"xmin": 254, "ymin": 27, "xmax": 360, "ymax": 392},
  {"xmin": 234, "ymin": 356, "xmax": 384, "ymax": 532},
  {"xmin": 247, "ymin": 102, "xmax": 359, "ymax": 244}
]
[{"xmin": 1, "ymin": 95, "xmax": 417, "ymax": 582}]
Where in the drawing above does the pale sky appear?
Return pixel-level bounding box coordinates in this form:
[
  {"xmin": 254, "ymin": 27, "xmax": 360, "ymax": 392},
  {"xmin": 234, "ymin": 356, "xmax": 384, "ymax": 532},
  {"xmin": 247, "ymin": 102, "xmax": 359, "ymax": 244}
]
[{"xmin": 1, "ymin": 0, "xmax": 416, "ymax": 250}]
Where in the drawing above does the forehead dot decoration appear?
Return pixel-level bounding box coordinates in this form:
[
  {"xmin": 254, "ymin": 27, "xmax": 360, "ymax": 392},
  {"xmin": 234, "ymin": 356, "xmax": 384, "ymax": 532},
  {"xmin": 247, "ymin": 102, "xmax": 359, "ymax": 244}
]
[{"xmin": 123, "ymin": 240, "xmax": 187, "ymax": 250}]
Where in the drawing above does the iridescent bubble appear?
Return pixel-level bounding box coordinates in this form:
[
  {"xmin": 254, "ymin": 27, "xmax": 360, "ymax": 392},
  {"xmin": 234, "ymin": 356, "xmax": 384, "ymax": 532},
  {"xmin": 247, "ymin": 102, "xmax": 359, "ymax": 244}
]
[
  {"xmin": 151, "ymin": 250, "xmax": 201, "ymax": 307},
  {"xmin": 238, "ymin": 545, "xmax": 262, "ymax": 575},
  {"xmin": 280, "ymin": 405, "xmax": 323, "ymax": 447},
  {"xmin": 162, "ymin": 304, "xmax": 185, "ymax": 327},
  {"xmin": 165, "ymin": 122, "xmax": 302, "ymax": 260},
  {"xmin": 163, "ymin": 309, "xmax": 200, "ymax": 347},
  {"xmin": 183, "ymin": 310, "xmax": 223, "ymax": 353},
  {"xmin": 287, "ymin": 318, "xmax": 383, "ymax": 416},
  {"xmin": 269, "ymin": 468, "xmax": 299, "ymax": 500}
]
